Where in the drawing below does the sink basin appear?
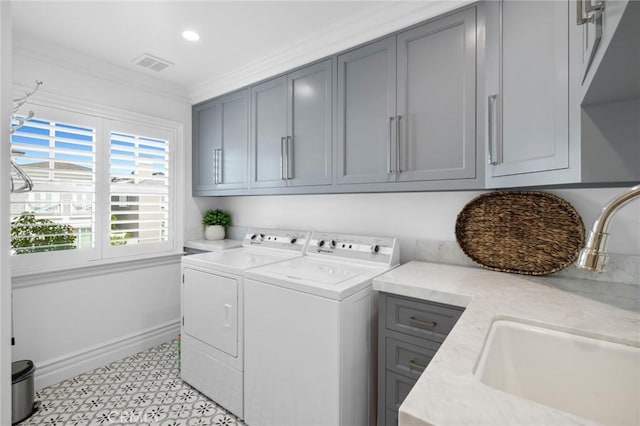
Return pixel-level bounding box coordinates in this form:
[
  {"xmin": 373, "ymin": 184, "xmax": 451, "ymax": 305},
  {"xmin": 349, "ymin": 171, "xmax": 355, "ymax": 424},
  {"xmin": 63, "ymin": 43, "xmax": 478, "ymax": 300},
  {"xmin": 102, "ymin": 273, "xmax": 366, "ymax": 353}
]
[{"xmin": 475, "ymin": 320, "xmax": 640, "ymax": 425}]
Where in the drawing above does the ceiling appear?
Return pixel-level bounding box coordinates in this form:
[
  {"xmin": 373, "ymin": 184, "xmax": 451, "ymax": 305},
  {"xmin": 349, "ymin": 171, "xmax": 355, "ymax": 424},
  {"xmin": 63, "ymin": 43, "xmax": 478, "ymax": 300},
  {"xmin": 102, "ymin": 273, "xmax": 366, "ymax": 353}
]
[{"xmin": 11, "ymin": 1, "xmax": 389, "ymax": 96}]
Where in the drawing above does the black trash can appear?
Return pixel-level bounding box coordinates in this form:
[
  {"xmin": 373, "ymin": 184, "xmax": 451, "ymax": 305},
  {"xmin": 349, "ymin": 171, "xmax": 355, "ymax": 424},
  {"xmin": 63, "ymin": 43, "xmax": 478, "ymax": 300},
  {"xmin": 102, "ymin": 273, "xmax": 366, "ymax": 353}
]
[{"xmin": 12, "ymin": 360, "xmax": 36, "ymax": 424}]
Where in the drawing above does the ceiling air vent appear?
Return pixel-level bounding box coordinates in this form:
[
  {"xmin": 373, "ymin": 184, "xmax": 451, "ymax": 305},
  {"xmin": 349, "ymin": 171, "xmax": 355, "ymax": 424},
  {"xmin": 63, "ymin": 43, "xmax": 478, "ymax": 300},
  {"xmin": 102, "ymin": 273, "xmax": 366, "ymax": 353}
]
[{"xmin": 132, "ymin": 53, "xmax": 174, "ymax": 72}]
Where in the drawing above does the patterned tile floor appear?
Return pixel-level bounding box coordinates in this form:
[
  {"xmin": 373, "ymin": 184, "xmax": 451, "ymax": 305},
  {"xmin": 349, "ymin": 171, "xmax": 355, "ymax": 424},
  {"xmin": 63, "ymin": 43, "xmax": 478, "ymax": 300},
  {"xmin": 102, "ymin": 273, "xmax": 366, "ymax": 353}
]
[{"xmin": 21, "ymin": 340, "xmax": 246, "ymax": 426}]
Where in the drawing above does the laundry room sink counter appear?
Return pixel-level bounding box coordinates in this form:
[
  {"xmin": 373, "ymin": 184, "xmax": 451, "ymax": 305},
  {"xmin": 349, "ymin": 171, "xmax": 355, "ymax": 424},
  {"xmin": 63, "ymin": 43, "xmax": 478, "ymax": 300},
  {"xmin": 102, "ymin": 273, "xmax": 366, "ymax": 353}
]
[{"xmin": 372, "ymin": 261, "xmax": 640, "ymax": 426}]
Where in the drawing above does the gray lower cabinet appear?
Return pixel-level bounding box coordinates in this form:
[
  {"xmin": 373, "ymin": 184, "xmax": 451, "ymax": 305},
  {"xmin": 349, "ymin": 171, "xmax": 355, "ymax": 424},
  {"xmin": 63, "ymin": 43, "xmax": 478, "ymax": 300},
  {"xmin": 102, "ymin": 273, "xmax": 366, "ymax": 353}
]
[
  {"xmin": 336, "ymin": 7, "xmax": 477, "ymax": 187},
  {"xmin": 378, "ymin": 293, "xmax": 463, "ymax": 426},
  {"xmin": 250, "ymin": 59, "xmax": 332, "ymax": 189},
  {"xmin": 193, "ymin": 89, "xmax": 249, "ymax": 194}
]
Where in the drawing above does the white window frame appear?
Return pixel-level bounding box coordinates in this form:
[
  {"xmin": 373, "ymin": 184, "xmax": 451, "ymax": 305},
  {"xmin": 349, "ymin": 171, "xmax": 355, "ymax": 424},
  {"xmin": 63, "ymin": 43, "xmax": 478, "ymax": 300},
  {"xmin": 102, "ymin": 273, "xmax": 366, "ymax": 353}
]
[{"xmin": 11, "ymin": 97, "xmax": 181, "ymax": 276}]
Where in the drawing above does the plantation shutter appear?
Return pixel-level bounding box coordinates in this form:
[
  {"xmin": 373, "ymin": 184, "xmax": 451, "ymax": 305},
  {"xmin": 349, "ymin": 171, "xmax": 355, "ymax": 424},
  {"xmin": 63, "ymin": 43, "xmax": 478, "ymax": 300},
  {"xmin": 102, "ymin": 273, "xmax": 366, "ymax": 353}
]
[
  {"xmin": 108, "ymin": 126, "xmax": 170, "ymax": 250},
  {"xmin": 10, "ymin": 114, "xmax": 97, "ymax": 255}
]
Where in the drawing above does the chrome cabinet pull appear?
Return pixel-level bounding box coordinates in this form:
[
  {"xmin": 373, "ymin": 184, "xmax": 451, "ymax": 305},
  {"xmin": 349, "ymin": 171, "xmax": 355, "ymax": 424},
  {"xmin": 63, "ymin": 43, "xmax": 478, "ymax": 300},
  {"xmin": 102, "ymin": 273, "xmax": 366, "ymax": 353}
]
[
  {"xmin": 387, "ymin": 117, "xmax": 394, "ymax": 174},
  {"xmin": 286, "ymin": 136, "xmax": 293, "ymax": 179},
  {"xmin": 280, "ymin": 137, "xmax": 286, "ymax": 180},
  {"xmin": 396, "ymin": 115, "xmax": 402, "ymax": 173},
  {"xmin": 487, "ymin": 94, "xmax": 499, "ymax": 166},
  {"xmin": 408, "ymin": 359, "xmax": 427, "ymax": 372},
  {"xmin": 213, "ymin": 150, "xmax": 218, "ymax": 184},
  {"xmin": 409, "ymin": 316, "xmax": 437, "ymax": 330},
  {"xmin": 217, "ymin": 148, "xmax": 223, "ymax": 184}
]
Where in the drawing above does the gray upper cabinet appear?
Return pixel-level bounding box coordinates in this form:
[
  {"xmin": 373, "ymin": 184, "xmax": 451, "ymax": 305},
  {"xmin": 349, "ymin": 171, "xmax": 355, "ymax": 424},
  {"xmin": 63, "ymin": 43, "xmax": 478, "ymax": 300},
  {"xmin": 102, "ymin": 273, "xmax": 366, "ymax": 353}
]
[
  {"xmin": 336, "ymin": 7, "xmax": 477, "ymax": 187},
  {"xmin": 336, "ymin": 37, "xmax": 397, "ymax": 185},
  {"xmin": 287, "ymin": 60, "xmax": 333, "ymax": 187},
  {"xmin": 485, "ymin": 0, "xmax": 570, "ymax": 180},
  {"xmin": 396, "ymin": 8, "xmax": 477, "ymax": 182},
  {"xmin": 251, "ymin": 76, "xmax": 288, "ymax": 189},
  {"xmin": 251, "ymin": 59, "xmax": 332, "ymax": 189},
  {"xmin": 193, "ymin": 89, "xmax": 249, "ymax": 194}
]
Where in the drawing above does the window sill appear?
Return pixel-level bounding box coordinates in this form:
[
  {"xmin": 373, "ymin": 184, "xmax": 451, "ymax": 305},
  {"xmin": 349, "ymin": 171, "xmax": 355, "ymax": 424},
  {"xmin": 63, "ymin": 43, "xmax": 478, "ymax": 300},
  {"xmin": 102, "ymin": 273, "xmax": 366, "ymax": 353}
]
[{"xmin": 12, "ymin": 251, "xmax": 184, "ymax": 289}]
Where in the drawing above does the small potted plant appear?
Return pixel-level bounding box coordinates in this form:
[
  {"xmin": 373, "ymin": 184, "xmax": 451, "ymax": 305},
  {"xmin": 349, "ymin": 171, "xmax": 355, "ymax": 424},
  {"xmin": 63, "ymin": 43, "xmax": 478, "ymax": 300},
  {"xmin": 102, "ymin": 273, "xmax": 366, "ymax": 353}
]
[{"xmin": 202, "ymin": 209, "xmax": 232, "ymax": 240}]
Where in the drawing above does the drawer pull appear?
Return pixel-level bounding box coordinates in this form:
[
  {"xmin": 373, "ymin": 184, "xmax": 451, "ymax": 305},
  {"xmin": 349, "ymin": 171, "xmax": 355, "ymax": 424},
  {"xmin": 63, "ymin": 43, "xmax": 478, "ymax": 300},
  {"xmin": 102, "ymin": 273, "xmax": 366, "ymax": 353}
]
[
  {"xmin": 408, "ymin": 359, "xmax": 427, "ymax": 372},
  {"xmin": 409, "ymin": 316, "xmax": 437, "ymax": 330}
]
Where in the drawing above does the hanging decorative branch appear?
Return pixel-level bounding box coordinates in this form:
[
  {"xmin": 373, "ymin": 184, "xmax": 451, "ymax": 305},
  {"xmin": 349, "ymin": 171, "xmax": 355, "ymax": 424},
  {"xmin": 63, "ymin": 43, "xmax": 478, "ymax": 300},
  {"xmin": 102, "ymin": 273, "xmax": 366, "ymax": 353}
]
[
  {"xmin": 10, "ymin": 80, "xmax": 42, "ymax": 134},
  {"xmin": 9, "ymin": 80, "xmax": 43, "ymax": 193}
]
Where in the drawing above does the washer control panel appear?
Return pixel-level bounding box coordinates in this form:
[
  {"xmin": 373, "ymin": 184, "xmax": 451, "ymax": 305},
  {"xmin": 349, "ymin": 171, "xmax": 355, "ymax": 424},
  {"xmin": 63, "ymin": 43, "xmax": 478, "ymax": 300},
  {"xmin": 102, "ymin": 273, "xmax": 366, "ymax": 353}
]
[
  {"xmin": 243, "ymin": 228, "xmax": 310, "ymax": 252},
  {"xmin": 307, "ymin": 232, "xmax": 399, "ymax": 266}
]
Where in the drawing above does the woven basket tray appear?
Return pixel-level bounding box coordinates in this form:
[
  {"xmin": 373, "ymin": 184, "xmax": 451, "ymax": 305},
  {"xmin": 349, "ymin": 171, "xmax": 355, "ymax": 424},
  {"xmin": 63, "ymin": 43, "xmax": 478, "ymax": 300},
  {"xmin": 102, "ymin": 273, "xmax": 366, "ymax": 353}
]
[{"xmin": 455, "ymin": 191, "xmax": 585, "ymax": 276}]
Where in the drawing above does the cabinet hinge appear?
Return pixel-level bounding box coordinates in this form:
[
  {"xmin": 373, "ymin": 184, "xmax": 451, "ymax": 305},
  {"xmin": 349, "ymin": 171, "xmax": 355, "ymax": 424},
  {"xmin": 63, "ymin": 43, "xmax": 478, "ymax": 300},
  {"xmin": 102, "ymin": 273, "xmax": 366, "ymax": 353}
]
[
  {"xmin": 182, "ymin": 317, "xmax": 184, "ymax": 326},
  {"xmin": 182, "ymin": 274, "xmax": 184, "ymax": 283}
]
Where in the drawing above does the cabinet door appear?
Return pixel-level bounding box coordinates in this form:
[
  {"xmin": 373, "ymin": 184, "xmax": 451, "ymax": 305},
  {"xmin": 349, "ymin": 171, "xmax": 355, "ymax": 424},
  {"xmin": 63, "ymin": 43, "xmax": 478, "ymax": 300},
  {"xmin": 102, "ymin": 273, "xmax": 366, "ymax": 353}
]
[
  {"xmin": 218, "ymin": 90, "xmax": 249, "ymax": 190},
  {"xmin": 193, "ymin": 100, "xmax": 221, "ymax": 193},
  {"xmin": 396, "ymin": 7, "xmax": 477, "ymax": 182},
  {"xmin": 192, "ymin": 91, "xmax": 249, "ymax": 193},
  {"xmin": 183, "ymin": 268, "xmax": 238, "ymax": 357},
  {"xmin": 489, "ymin": 0, "xmax": 569, "ymax": 178},
  {"xmin": 250, "ymin": 76, "xmax": 288, "ymax": 188},
  {"xmin": 336, "ymin": 38, "xmax": 397, "ymax": 184},
  {"xmin": 286, "ymin": 59, "xmax": 333, "ymax": 187}
]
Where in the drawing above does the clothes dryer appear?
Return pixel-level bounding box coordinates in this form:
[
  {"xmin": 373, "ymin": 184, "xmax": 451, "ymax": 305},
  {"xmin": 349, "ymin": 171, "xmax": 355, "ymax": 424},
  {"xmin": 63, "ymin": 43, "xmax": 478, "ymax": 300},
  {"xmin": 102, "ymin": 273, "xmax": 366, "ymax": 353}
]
[{"xmin": 180, "ymin": 228, "xmax": 309, "ymax": 418}]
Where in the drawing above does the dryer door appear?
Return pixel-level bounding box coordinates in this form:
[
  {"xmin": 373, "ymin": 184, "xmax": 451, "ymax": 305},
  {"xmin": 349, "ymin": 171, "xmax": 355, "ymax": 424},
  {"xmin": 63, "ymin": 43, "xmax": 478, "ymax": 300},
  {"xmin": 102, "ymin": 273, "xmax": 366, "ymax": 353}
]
[{"xmin": 183, "ymin": 267, "xmax": 238, "ymax": 357}]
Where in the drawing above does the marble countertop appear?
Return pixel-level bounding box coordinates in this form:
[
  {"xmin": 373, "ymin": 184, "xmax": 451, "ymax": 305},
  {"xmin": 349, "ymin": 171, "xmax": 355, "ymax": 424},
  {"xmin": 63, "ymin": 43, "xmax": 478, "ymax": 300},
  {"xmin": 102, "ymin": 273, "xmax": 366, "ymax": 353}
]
[{"xmin": 373, "ymin": 261, "xmax": 640, "ymax": 426}]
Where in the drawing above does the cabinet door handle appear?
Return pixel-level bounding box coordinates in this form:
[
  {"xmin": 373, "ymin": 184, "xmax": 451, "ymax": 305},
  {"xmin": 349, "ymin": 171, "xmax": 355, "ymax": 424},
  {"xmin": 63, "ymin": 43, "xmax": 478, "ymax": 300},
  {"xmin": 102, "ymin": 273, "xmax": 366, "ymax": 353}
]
[
  {"xmin": 387, "ymin": 117, "xmax": 394, "ymax": 174},
  {"xmin": 487, "ymin": 94, "xmax": 499, "ymax": 166},
  {"xmin": 212, "ymin": 150, "xmax": 218, "ymax": 184},
  {"xmin": 408, "ymin": 359, "xmax": 427, "ymax": 372},
  {"xmin": 216, "ymin": 148, "xmax": 223, "ymax": 184},
  {"xmin": 280, "ymin": 137, "xmax": 286, "ymax": 180},
  {"xmin": 286, "ymin": 136, "xmax": 293, "ymax": 179},
  {"xmin": 409, "ymin": 316, "xmax": 437, "ymax": 330},
  {"xmin": 396, "ymin": 115, "xmax": 402, "ymax": 173}
]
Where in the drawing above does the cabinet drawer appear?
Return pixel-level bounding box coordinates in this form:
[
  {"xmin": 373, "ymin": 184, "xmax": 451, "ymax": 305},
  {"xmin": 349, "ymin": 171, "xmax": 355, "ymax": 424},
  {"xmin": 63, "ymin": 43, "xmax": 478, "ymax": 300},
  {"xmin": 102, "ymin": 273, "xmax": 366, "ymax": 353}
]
[
  {"xmin": 385, "ymin": 295, "xmax": 462, "ymax": 342},
  {"xmin": 385, "ymin": 408, "xmax": 398, "ymax": 426},
  {"xmin": 385, "ymin": 336, "xmax": 439, "ymax": 380},
  {"xmin": 385, "ymin": 370, "xmax": 416, "ymax": 411}
]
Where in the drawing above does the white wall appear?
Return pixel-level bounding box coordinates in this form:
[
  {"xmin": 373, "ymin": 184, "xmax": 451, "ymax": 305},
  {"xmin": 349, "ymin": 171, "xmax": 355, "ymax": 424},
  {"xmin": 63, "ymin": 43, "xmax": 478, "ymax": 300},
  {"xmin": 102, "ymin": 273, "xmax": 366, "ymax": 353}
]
[
  {"xmin": 1, "ymin": 3, "xmax": 13, "ymax": 423},
  {"xmin": 206, "ymin": 187, "xmax": 640, "ymax": 263},
  {"xmin": 10, "ymin": 35, "xmax": 192, "ymax": 388},
  {"xmin": 12, "ymin": 259, "xmax": 181, "ymax": 389}
]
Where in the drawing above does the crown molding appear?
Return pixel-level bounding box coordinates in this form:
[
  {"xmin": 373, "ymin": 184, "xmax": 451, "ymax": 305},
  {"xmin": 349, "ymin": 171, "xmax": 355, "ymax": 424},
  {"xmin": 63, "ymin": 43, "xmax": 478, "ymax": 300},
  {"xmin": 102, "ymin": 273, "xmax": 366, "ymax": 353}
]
[
  {"xmin": 13, "ymin": 31, "xmax": 190, "ymax": 104},
  {"xmin": 188, "ymin": 0, "xmax": 473, "ymax": 104}
]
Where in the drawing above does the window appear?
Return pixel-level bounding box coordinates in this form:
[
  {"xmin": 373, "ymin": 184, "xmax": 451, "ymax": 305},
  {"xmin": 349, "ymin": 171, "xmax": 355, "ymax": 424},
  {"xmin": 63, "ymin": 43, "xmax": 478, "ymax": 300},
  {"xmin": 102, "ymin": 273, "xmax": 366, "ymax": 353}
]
[{"xmin": 10, "ymin": 104, "xmax": 177, "ymax": 272}]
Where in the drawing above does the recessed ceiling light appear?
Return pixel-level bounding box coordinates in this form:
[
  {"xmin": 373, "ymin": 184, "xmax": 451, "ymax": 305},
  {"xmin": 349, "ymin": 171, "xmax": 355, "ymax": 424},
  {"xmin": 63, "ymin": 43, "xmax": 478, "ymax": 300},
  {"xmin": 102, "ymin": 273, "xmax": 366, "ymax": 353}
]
[{"xmin": 182, "ymin": 30, "xmax": 200, "ymax": 42}]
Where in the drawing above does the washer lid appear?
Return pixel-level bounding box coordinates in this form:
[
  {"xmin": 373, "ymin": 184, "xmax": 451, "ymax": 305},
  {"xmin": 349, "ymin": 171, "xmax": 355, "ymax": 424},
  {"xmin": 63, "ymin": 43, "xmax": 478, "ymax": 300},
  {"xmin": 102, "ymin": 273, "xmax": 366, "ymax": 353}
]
[
  {"xmin": 246, "ymin": 256, "xmax": 392, "ymax": 300},
  {"xmin": 262, "ymin": 257, "xmax": 365, "ymax": 285}
]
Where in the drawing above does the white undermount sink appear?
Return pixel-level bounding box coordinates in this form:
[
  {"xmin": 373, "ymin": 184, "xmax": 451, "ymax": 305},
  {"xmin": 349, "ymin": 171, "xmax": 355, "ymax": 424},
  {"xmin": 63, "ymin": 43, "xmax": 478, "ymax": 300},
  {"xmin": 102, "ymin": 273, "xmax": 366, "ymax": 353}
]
[{"xmin": 474, "ymin": 319, "xmax": 640, "ymax": 425}]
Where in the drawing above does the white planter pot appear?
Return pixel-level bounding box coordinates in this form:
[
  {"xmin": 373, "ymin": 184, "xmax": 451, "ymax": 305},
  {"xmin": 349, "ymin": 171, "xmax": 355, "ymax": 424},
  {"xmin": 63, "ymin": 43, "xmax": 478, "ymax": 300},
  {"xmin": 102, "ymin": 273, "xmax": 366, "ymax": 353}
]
[{"xmin": 205, "ymin": 225, "xmax": 225, "ymax": 241}]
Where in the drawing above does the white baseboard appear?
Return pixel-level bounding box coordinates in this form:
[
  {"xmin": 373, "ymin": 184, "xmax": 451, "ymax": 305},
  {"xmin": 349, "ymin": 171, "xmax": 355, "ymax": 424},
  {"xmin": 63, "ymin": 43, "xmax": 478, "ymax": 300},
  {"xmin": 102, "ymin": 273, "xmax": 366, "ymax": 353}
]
[{"xmin": 34, "ymin": 320, "xmax": 180, "ymax": 390}]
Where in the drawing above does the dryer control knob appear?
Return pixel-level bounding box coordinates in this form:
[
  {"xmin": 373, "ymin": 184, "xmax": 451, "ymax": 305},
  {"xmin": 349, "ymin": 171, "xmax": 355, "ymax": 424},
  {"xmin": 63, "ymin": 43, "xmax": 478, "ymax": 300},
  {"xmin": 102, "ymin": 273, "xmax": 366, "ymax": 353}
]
[
  {"xmin": 250, "ymin": 234, "xmax": 257, "ymax": 240},
  {"xmin": 259, "ymin": 233, "xmax": 265, "ymax": 240},
  {"xmin": 330, "ymin": 240, "xmax": 336, "ymax": 248},
  {"xmin": 290, "ymin": 237, "xmax": 297, "ymax": 245},
  {"xmin": 318, "ymin": 240, "xmax": 325, "ymax": 247},
  {"xmin": 371, "ymin": 244, "xmax": 380, "ymax": 254}
]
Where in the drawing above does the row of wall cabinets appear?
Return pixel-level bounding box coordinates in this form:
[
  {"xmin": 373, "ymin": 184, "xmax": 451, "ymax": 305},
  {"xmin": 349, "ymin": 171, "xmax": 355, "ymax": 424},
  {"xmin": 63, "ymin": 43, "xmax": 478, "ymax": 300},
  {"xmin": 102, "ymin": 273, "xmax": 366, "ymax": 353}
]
[{"xmin": 193, "ymin": 1, "xmax": 639, "ymax": 197}]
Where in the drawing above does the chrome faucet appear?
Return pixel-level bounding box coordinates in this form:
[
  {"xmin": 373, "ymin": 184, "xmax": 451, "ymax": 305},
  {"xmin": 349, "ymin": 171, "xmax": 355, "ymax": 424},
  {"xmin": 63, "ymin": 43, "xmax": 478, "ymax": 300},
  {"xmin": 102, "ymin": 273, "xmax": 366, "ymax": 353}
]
[{"xmin": 576, "ymin": 184, "xmax": 640, "ymax": 272}]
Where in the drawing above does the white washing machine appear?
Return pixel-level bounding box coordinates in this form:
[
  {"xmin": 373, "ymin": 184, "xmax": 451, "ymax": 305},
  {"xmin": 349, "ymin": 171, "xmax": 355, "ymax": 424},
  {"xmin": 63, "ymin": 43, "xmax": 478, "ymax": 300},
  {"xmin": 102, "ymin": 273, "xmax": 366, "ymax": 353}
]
[
  {"xmin": 180, "ymin": 228, "xmax": 310, "ymax": 418},
  {"xmin": 244, "ymin": 232, "xmax": 399, "ymax": 426}
]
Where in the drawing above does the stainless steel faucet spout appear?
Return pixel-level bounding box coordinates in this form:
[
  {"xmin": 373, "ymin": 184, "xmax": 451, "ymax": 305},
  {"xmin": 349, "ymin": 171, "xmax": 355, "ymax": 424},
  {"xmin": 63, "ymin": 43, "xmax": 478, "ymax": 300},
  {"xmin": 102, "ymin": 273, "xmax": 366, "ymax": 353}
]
[{"xmin": 576, "ymin": 184, "xmax": 640, "ymax": 272}]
